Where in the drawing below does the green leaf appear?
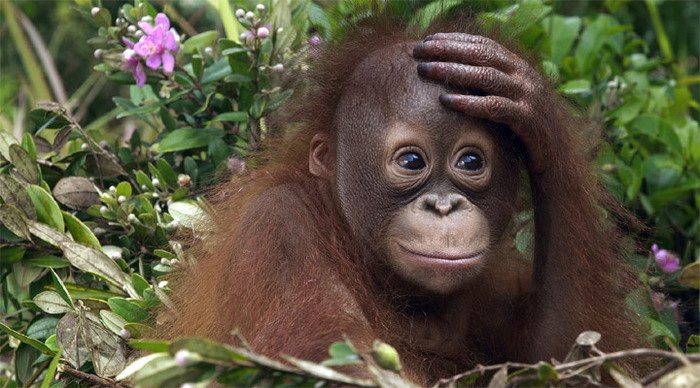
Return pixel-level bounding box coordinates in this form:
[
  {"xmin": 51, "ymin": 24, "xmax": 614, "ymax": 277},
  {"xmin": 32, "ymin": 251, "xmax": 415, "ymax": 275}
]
[
  {"xmin": 156, "ymin": 159, "xmax": 178, "ymax": 188},
  {"xmin": 558, "ymin": 79, "xmax": 591, "ymax": 95},
  {"xmin": 171, "ymin": 337, "xmax": 252, "ymax": 364},
  {"xmin": 168, "ymin": 200, "xmax": 212, "ymax": 230},
  {"xmin": 0, "ymin": 204, "xmax": 32, "ymax": 240},
  {"xmin": 679, "ymin": 262, "xmax": 700, "ymax": 290},
  {"xmin": 27, "ymin": 219, "xmax": 71, "ymax": 246},
  {"xmin": 181, "ymin": 30, "xmax": 219, "ymax": 54},
  {"xmin": 100, "ymin": 310, "xmax": 128, "ymax": 335},
  {"xmin": 0, "ymin": 321, "xmax": 54, "ymax": 355},
  {"xmin": 21, "ymin": 132, "xmax": 37, "ymax": 160},
  {"xmin": 108, "ymin": 297, "xmax": 149, "ymax": 323},
  {"xmin": 25, "ymin": 254, "xmax": 69, "ymax": 268},
  {"xmin": 158, "ymin": 128, "xmax": 224, "ymax": 153},
  {"xmin": 212, "ymin": 112, "xmax": 248, "ymax": 122},
  {"xmin": 0, "ymin": 246, "xmax": 26, "ymax": 264},
  {"xmin": 131, "ymin": 273, "xmax": 151, "ymax": 296},
  {"xmin": 10, "ymin": 144, "xmax": 40, "ymax": 184},
  {"xmin": 40, "ymin": 348, "xmax": 62, "ymax": 388},
  {"xmin": 63, "ymin": 211, "xmax": 101, "ymax": 249},
  {"xmin": 115, "ymin": 181, "xmax": 132, "ymax": 198},
  {"xmin": 128, "ymin": 339, "xmax": 169, "ymax": 353},
  {"xmin": 27, "ymin": 184, "xmax": 64, "ymax": 231},
  {"xmin": 544, "ymin": 15, "xmax": 581, "ymax": 64},
  {"xmin": 59, "ymin": 241, "xmax": 128, "ymax": 290},
  {"xmin": 50, "ymin": 268, "xmax": 76, "ymax": 309},
  {"xmin": 0, "ymin": 174, "xmax": 36, "ymax": 218},
  {"xmin": 322, "ymin": 341, "xmax": 361, "ymax": 366},
  {"xmin": 33, "ymin": 291, "xmax": 73, "ymax": 314},
  {"xmin": 0, "ymin": 129, "xmax": 19, "ymax": 160}
]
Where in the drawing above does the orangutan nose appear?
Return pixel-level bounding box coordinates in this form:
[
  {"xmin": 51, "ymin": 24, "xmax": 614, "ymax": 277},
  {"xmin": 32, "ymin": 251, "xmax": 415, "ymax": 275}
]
[{"xmin": 421, "ymin": 193, "xmax": 469, "ymax": 216}]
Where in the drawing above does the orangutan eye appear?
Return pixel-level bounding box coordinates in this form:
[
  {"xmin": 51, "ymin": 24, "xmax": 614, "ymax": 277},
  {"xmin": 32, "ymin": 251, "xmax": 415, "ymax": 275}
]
[
  {"xmin": 456, "ymin": 152, "xmax": 484, "ymax": 172},
  {"xmin": 397, "ymin": 152, "xmax": 426, "ymax": 170}
]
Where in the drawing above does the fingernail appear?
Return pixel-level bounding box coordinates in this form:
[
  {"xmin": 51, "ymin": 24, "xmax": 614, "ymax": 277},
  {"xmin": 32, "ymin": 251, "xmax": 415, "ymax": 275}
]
[
  {"xmin": 417, "ymin": 63, "xmax": 431, "ymax": 76},
  {"xmin": 439, "ymin": 94, "xmax": 455, "ymax": 104}
]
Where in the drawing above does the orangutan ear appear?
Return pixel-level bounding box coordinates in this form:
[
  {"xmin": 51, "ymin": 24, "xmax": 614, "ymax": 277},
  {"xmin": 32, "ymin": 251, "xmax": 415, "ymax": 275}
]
[{"xmin": 309, "ymin": 133, "xmax": 334, "ymax": 179}]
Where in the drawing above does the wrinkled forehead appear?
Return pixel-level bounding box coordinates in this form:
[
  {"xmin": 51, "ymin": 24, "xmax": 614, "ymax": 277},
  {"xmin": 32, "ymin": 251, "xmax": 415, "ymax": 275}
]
[{"xmin": 334, "ymin": 42, "xmax": 463, "ymax": 141}]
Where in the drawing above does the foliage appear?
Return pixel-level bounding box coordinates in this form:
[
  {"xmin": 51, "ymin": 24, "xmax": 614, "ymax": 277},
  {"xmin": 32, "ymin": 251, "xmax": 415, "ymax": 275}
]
[{"xmin": 0, "ymin": 0, "xmax": 698, "ymax": 386}]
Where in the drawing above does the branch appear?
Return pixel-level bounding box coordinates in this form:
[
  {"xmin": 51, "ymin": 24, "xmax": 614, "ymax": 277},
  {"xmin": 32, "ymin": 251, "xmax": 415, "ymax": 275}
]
[{"xmin": 60, "ymin": 364, "xmax": 132, "ymax": 388}]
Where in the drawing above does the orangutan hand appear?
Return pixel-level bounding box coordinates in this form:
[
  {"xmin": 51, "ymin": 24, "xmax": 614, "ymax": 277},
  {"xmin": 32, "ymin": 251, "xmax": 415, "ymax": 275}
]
[{"xmin": 413, "ymin": 33, "xmax": 554, "ymax": 173}]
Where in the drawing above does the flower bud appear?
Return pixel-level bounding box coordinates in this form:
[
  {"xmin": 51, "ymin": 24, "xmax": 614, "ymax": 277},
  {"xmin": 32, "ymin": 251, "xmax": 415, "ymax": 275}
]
[
  {"xmin": 177, "ymin": 174, "xmax": 191, "ymax": 187},
  {"xmin": 271, "ymin": 63, "xmax": 284, "ymax": 72},
  {"xmin": 160, "ymin": 258, "xmax": 170, "ymax": 265},
  {"xmin": 308, "ymin": 35, "xmax": 321, "ymax": 46},
  {"xmin": 235, "ymin": 8, "xmax": 245, "ymax": 18},
  {"xmin": 134, "ymin": 30, "xmax": 144, "ymax": 38},
  {"xmin": 158, "ymin": 280, "xmax": 169, "ymax": 288},
  {"xmin": 127, "ymin": 214, "xmax": 138, "ymax": 222},
  {"xmin": 204, "ymin": 47, "xmax": 213, "ymax": 56},
  {"xmin": 151, "ymin": 178, "xmax": 160, "ymax": 187},
  {"xmin": 91, "ymin": 7, "xmax": 100, "ymax": 17},
  {"xmin": 256, "ymin": 27, "xmax": 269, "ymax": 39},
  {"xmin": 174, "ymin": 350, "xmax": 191, "ymax": 367},
  {"xmin": 141, "ymin": 15, "xmax": 152, "ymax": 23},
  {"xmin": 141, "ymin": 184, "xmax": 148, "ymax": 190},
  {"xmin": 277, "ymin": 27, "xmax": 284, "ymax": 33},
  {"xmin": 371, "ymin": 341, "xmax": 401, "ymax": 371},
  {"xmin": 256, "ymin": 4, "xmax": 265, "ymax": 11},
  {"xmin": 170, "ymin": 259, "xmax": 179, "ymax": 266},
  {"xmin": 119, "ymin": 329, "xmax": 131, "ymax": 339},
  {"xmin": 99, "ymin": 206, "xmax": 108, "ymax": 215},
  {"xmin": 117, "ymin": 195, "xmax": 127, "ymax": 203},
  {"xmin": 107, "ymin": 249, "xmax": 122, "ymax": 260},
  {"xmin": 81, "ymin": 143, "xmax": 89, "ymax": 150},
  {"xmin": 245, "ymin": 11, "xmax": 255, "ymax": 20},
  {"xmin": 93, "ymin": 227, "xmax": 106, "ymax": 236},
  {"xmin": 93, "ymin": 49, "xmax": 103, "ymax": 59},
  {"xmin": 122, "ymin": 48, "xmax": 136, "ymax": 61},
  {"xmin": 127, "ymin": 25, "xmax": 137, "ymax": 33}
]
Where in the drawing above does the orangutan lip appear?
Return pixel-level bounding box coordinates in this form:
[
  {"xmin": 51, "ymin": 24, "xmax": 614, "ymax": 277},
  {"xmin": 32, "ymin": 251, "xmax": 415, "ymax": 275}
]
[{"xmin": 397, "ymin": 243, "xmax": 484, "ymax": 263}]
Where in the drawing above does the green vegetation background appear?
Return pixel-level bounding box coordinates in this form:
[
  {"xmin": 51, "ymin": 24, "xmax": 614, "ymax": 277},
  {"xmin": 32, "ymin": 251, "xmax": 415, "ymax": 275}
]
[{"xmin": 0, "ymin": 0, "xmax": 698, "ymax": 386}]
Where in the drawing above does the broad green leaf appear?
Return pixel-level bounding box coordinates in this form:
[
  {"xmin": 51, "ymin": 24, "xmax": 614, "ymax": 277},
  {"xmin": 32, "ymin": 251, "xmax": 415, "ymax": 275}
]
[
  {"xmin": 59, "ymin": 241, "xmax": 128, "ymax": 289},
  {"xmin": 0, "ymin": 204, "xmax": 32, "ymax": 240},
  {"xmin": 33, "ymin": 291, "xmax": 73, "ymax": 314},
  {"xmin": 26, "ymin": 317, "xmax": 58, "ymax": 340},
  {"xmin": 168, "ymin": 200, "xmax": 212, "ymax": 230},
  {"xmin": 25, "ymin": 255, "xmax": 69, "ymax": 268},
  {"xmin": 115, "ymin": 181, "xmax": 132, "ymax": 198},
  {"xmin": 0, "ymin": 246, "xmax": 25, "ymax": 264},
  {"xmin": 108, "ymin": 297, "xmax": 149, "ymax": 323},
  {"xmin": 0, "ymin": 320, "xmax": 54, "ymax": 355},
  {"xmin": 158, "ymin": 128, "xmax": 224, "ymax": 153},
  {"xmin": 0, "ymin": 174, "xmax": 36, "ymax": 218},
  {"xmin": 63, "ymin": 211, "xmax": 101, "ymax": 249},
  {"xmin": 558, "ymin": 79, "xmax": 591, "ymax": 95},
  {"xmin": 27, "ymin": 184, "xmax": 64, "ymax": 231},
  {"xmin": 128, "ymin": 339, "xmax": 169, "ymax": 353},
  {"xmin": 100, "ymin": 310, "xmax": 128, "ymax": 335},
  {"xmin": 0, "ymin": 129, "xmax": 19, "ymax": 160},
  {"xmin": 544, "ymin": 15, "xmax": 581, "ymax": 64},
  {"xmin": 181, "ymin": 30, "xmax": 219, "ymax": 54},
  {"xmin": 9, "ymin": 144, "xmax": 40, "ymax": 184},
  {"xmin": 27, "ymin": 219, "xmax": 71, "ymax": 246},
  {"xmin": 156, "ymin": 159, "xmax": 178, "ymax": 188}
]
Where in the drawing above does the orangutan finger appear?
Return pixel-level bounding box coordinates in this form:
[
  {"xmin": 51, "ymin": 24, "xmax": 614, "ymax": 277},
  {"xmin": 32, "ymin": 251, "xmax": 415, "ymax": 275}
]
[
  {"xmin": 438, "ymin": 94, "xmax": 523, "ymax": 124},
  {"xmin": 413, "ymin": 40, "xmax": 517, "ymax": 74},
  {"xmin": 417, "ymin": 62, "xmax": 524, "ymax": 98}
]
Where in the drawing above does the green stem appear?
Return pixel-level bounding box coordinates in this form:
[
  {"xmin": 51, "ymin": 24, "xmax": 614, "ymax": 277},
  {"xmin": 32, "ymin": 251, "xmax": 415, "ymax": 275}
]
[
  {"xmin": 1, "ymin": 0, "xmax": 51, "ymax": 101},
  {"xmin": 644, "ymin": 0, "xmax": 673, "ymax": 63}
]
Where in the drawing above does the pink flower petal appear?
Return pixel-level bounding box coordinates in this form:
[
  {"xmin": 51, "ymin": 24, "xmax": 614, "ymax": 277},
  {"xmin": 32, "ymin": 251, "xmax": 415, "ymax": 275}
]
[
  {"xmin": 122, "ymin": 37, "xmax": 135, "ymax": 48},
  {"xmin": 155, "ymin": 13, "xmax": 170, "ymax": 30},
  {"xmin": 162, "ymin": 52, "xmax": 175, "ymax": 73},
  {"xmin": 134, "ymin": 62, "xmax": 146, "ymax": 87},
  {"xmin": 138, "ymin": 21, "xmax": 154, "ymax": 35},
  {"xmin": 164, "ymin": 31, "xmax": 178, "ymax": 52},
  {"xmin": 146, "ymin": 54, "xmax": 161, "ymax": 70},
  {"xmin": 133, "ymin": 41, "xmax": 150, "ymax": 57}
]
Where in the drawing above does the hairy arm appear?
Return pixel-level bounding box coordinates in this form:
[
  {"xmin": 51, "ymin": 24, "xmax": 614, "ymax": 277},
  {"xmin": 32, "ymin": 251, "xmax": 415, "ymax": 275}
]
[{"xmin": 413, "ymin": 34, "xmax": 642, "ymax": 360}]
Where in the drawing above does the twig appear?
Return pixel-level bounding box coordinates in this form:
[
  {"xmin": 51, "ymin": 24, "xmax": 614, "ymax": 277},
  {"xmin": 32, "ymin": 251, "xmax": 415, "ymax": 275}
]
[
  {"xmin": 640, "ymin": 359, "xmax": 679, "ymax": 385},
  {"xmin": 60, "ymin": 364, "xmax": 130, "ymax": 387},
  {"xmin": 435, "ymin": 349, "xmax": 700, "ymax": 387}
]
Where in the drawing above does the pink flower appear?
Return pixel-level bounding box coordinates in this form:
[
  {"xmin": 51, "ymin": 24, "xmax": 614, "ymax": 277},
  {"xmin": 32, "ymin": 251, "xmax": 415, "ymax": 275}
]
[
  {"xmin": 651, "ymin": 244, "xmax": 680, "ymax": 273},
  {"xmin": 256, "ymin": 26, "xmax": 269, "ymax": 39},
  {"xmin": 134, "ymin": 13, "xmax": 178, "ymax": 73},
  {"xmin": 121, "ymin": 38, "xmax": 146, "ymax": 86}
]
